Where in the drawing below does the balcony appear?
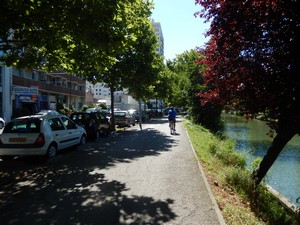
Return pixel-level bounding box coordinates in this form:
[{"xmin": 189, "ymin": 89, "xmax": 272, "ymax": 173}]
[{"xmin": 13, "ymin": 76, "xmax": 85, "ymax": 97}]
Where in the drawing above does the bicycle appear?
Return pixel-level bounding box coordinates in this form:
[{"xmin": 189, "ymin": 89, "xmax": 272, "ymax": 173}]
[{"xmin": 169, "ymin": 119, "xmax": 176, "ymax": 135}]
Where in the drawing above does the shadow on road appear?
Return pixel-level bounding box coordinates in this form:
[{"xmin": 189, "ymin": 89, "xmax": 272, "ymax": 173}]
[{"xmin": 0, "ymin": 123, "xmax": 178, "ymax": 224}]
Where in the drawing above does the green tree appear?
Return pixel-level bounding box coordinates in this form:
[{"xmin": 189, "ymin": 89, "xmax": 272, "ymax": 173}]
[
  {"xmin": 92, "ymin": 5, "xmax": 163, "ymax": 128},
  {"xmin": 166, "ymin": 49, "xmax": 222, "ymax": 130},
  {"xmin": 152, "ymin": 67, "xmax": 175, "ymax": 105},
  {"xmin": 0, "ymin": 0, "xmax": 151, "ymax": 74}
]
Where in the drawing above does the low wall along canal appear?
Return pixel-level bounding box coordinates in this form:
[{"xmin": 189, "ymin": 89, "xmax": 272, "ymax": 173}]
[{"xmin": 221, "ymin": 113, "xmax": 300, "ymax": 208}]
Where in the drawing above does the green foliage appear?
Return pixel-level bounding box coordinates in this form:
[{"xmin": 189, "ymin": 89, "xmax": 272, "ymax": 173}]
[
  {"xmin": 225, "ymin": 167, "xmax": 255, "ymax": 196},
  {"xmin": 0, "ymin": 0, "xmax": 153, "ymax": 76},
  {"xmin": 81, "ymin": 104, "xmax": 94, "ymax": 111},
  {"xmin": 209, "ymin": 139, "xmax": 246, "ymax": 168},
  {"xmin": 97, "ymin": 15, "xmax": 163, "ymax": 102},
  {"xmin": 251, "ymin": 157, "xmax": 263, "ymax": 172},
  {"xmin": 251, "ymin": 186, "xmax": 299, "ymax": 225},
  {"xmin": 98, "ymin": 103, "xmax": 107, "ymax": 109},
  {"xmin": 166, "ymin": 49, "xmax": 222, "ymax": 130},
  {"xmin": 57, "ymin": 103, "xmax": 74, "ymax": 115}
]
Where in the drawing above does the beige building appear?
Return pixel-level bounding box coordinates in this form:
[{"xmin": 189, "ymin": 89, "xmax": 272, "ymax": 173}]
[{"xmin": 0, "ymin": 65, "xmax": 86, "ymax": 120}]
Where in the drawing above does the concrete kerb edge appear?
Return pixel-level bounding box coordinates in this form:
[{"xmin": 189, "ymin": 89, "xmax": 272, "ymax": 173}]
[{"xmin": 185, "ymin": 128, "xmax": 227, "ymax": 225}]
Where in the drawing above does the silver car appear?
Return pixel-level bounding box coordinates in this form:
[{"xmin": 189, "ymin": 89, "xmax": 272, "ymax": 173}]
[
  {"xmin": 0, "ymin": 114, "xmax": 87, "ymax": 160},
  {"xmin": 113, "ymin": 111, "xmax": 136, "ymax": 127}
]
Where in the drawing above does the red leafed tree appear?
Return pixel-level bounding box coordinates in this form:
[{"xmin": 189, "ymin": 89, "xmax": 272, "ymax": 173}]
[{"xmin": 195, "ymin": 0, "xmax": 300, "ymax": 184}]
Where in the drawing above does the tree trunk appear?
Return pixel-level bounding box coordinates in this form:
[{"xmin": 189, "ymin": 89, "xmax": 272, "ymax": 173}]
[
  {"xmin": 110, "ymin": 84, "xmax": 115, "ymax": 131},
  {"xmin": 252, "ymin": 125, "xmax": 296, "ymax": 185}
]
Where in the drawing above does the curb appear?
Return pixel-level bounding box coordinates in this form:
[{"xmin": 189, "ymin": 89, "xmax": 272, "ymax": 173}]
[{"xmin": 185, "ymin": 127, "xmax": 227, "ymax": 225}]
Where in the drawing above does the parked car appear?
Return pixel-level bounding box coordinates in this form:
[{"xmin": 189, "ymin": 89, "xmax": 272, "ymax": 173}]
[
  {"xmin": 113, "ymin": 111, "xmax": 136, "ymax": 127},
  {"xmin": 0, "ymin": 114, "xmax": 87, "ymax": 160},
  {"xmin": 128, "ymin": 110, "xmax": 150, "ymax": 122},
  {"xmin": 0, "ymin": 117, "xmax": 5, "ymax": 129},
  {"xmin": 136, "ymin": 111, "xmax": 150, "ymax": 122},
  {"xmin": 93, "ymin": 111, "xmax": 111, "ymax": 136},
  {"xmin": 128, "ymin": 109, "xmax": 139, "ymax": 121},
  {"xmin": 69, "ymin": 111, "xmax": 110, "ymax": 140},
  {"xmin": 85, "ymin": 108, "xmax": 101, "ymax": 113},
  {"xmin": 36, "ymin": 110, "xmax": 60, "ymax": 116}
]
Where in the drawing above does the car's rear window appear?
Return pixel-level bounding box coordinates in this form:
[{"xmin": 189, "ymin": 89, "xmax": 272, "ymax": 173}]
[
  {"xmin": 3, "ymin": 118, "xmax": 41, "ymax": 133},
  {"xmin": 70, "ymin": 113, "xmax": 91, "ymax": 121},
  {"xmin": 114, "ymin": 112, "xmax": 126, "ymax": 116}
]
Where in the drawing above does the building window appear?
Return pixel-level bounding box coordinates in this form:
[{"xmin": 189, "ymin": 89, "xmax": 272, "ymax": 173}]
[{"xmin": 18, "ymin": 69, "xmax": 23, "ymax": 77}]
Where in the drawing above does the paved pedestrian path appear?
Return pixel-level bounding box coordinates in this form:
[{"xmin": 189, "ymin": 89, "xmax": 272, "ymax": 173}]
[{"xmin": 101, "ymin": 116, "xmax": 226, "ymax": 224}]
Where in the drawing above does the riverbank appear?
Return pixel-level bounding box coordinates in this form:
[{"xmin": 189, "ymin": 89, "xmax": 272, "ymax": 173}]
[
  {"xmin": 184, "ymin": 119, "xmax": 299, "ymax": 225},
  {"xmin": 222, "ymin": 113, "xmax": 300, "ymax": 208}
]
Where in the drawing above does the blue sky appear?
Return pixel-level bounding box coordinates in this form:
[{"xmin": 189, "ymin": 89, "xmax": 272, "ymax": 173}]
[{"xmin": 151, "ymin": 0, "xmax": 210, "ymax": 60}]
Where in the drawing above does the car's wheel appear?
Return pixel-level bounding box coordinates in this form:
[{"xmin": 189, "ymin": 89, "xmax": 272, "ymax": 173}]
[
  {"xmin": 46, "ymin": 144, "xmax": 57, "ymax": 158},
  {"xmin": 80, "ymin": 134, "xmax": 87, "ymax": 145},
  {"xmin": 100, "ymin": 128, "xmax": 109, "ymax": 137},
  {"xmin": 0, "ymin": 122, "xmax": 4, "ymax": 129},
  {"xmin": 96, "ymin": 130, "xmax": 101, "ymax": 139},
  {"xmin": 91, "ymin": 129, "xmax": 99, "ymax": 140}
]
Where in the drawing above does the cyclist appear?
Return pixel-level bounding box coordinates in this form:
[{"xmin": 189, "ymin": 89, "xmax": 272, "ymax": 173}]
[{"xmin": 168, "ymin": 107, "xmax": 176, "ymax": 134}]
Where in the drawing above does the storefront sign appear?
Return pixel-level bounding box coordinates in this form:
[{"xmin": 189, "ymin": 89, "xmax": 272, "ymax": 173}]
[{"xmin": 12, "ymin": 87, "xmax": 38, "ymax": 95}]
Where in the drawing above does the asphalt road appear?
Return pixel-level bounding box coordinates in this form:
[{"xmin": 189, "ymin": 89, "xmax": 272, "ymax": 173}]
[{"xmin": 0, "ymin": 116, "xmax": 225, "ymax": 225}]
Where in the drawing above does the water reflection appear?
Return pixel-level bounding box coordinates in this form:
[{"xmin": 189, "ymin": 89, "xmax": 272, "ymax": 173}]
[{"xmin": 221, "ymin": 113, "xmax": 300, "ymax": 206}]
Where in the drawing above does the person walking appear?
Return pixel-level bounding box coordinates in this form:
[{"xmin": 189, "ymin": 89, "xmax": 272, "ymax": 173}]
[{"xmin": 168, "ymin": 107, "xmax": 176, "ymax": 134}]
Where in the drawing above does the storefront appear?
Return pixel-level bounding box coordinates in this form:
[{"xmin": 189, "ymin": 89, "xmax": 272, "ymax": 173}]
[{"xmin": 12, "ymin": 86, "xmax": 39, "ymax": 117}]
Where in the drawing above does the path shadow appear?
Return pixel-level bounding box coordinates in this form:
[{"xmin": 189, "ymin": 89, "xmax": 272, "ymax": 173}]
[{"xmin": 0, "ymin": 167, "xmax": 176, "ymax": 224}]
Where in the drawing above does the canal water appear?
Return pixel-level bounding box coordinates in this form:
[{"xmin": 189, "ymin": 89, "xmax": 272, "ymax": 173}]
[{"xmin": 221, "ymin": 113, "xmax": 300, "ymax": 207}]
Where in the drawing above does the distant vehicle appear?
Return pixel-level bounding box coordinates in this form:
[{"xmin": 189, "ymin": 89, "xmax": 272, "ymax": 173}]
[
  {"xmin": 128, "ymin": 109, "xmax": 139, "ymax": 121},
  {"xmin": 113, "ymin": 111, "xmax": 136, "ymax": 127},
  {"xmin": 0, "ymin": 114, "xmax": 87, "ymax": 160},
  {"xmin": 69, "ymin": 111, "xmax": 110, "ymax": 140},
  {"xmin": 128, "ymin": 109, "xmax": 137, "ymax": 114},
  {"xmin": 0, "ymin": 117, "xmax": 5, "ymax": 129},
  {"xmin": 128, "ymin": 110, "xmax": 150, "ymax": 122},
  {"xmin": 140, "ymin": 111, "xmax": 150, "ymax": 122}
]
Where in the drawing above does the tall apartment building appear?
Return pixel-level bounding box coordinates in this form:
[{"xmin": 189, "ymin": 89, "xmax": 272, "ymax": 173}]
[
  {"xmin": 151, "ymin": 20, "xmax": 165, "ymax": 110},
  {"xmin": 152, "ymin": 20, "xmax": 164, "ymax": 56}
]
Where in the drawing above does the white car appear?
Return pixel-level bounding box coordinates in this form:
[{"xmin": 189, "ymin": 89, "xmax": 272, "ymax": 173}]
[
  {"xmin": 0, "ymin": 114, "xmax": 87, "ymax": 160},
  {"xmin": 0, "ymin": 117, "xmax": 5, "ymax": 129}
]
